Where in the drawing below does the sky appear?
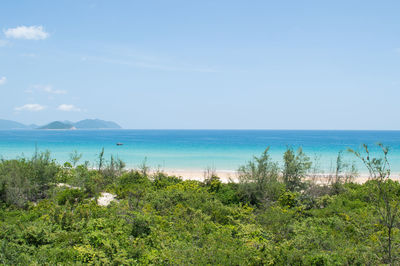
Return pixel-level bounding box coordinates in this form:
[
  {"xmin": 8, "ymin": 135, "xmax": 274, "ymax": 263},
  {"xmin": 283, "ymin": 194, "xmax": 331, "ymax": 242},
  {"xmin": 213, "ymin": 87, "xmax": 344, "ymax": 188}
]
[{"xmin": 0, "ymin": 0, "xmax": 400, "ymax": 129}]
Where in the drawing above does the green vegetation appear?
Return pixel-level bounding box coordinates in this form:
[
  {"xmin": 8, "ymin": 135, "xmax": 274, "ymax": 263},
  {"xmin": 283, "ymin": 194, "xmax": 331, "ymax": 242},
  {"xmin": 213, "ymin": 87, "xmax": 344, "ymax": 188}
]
[
  {"xmin": 0, "ymin": 145, "xmax": 399, "ymax": 264},
  {"xmin": 282, "ymin": 147, "xmax": 312, "ymax": 192},
  {"xmin": 349, "ymin": 144, "xmax": 400, "ymax": 265}
]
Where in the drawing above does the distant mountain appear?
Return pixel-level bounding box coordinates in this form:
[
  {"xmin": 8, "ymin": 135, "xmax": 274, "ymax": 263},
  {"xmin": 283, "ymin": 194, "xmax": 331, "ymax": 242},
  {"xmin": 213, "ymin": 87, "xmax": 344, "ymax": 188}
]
[
  {"xmin": 0, "ymin": 118, "xmax": 122, "ymax": 130},
  {"xmin": 40, "ymin": 119, "xmax": 121, "ymax": 129},
  {"xmin": 74, "ymin": 119, "xmax": 121, "ymax": 129},
  {"xmin": 0, "ymin": 119, "xmax": 28, "ymax": 129},
  {"xmin": 39, "ymin": 121, "xmax": 75, "ymax": 130}
]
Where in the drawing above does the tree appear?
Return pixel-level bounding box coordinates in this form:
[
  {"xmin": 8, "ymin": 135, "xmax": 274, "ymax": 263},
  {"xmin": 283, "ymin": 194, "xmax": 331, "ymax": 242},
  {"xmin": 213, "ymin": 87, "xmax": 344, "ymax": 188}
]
[
  {"xmin": 282, "ymin": 147, "xmax": 311, "ymax": 192},
  {"xmin": 97, "ymin": 148, "xmax": 105, "ymax": 171},
  {"xmin": 328, "ymin": 151, "xmax": 357, "ymax": 194},
  {"xmin": 349, "ymin": 143, "xmax": 400, "ymax": 264},
  {"xmin": 203, "ymin": 166, "xmax": 221, "ymax": 193},
  {"xmin": 238, "ymin": 147, "xmax": 282, "ymax": 205},
  {"xmin": 69, "ymin": 150, "xmax": 82, "ymax": 167},
  {"xmin": 138, "ymin": 157, "xmax": 150, "ymax": 176},
  {"xmin": 102, "ymin": 155, "xmax": 126, "ymax": 185}
]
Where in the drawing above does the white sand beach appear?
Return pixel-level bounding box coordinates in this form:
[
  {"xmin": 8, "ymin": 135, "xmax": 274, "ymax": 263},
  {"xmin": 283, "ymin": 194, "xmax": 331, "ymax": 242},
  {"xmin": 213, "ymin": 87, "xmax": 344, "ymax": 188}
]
[
  {"xmin": 161, "ymin": 169, "xmax": 237, "ymax": 182},
  {"xmin": 158, "ymin": 169, "xmax": 400, "ymax": 184}
]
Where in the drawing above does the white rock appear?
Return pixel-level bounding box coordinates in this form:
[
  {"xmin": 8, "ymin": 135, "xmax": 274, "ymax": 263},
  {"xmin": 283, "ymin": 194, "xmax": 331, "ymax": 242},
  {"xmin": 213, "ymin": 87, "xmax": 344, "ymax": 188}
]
[
  {"xmin": 56, "ymin": 183, "xmax": 80, "ymax": 189},
  {"xmin": 97, "ymin": 192, "xmax": 117, "ymax": 206}
]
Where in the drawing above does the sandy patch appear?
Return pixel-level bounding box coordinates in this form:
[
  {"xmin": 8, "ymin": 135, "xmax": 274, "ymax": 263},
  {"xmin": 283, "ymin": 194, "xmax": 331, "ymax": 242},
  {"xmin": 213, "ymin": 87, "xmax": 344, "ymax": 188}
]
[
  {"xmin": 97, "ymin": 192, "xmax": 117, "ymax": 206},
  {"xmin": 157, "ymin": 170, "xmax": 400, "ymax": 184}
]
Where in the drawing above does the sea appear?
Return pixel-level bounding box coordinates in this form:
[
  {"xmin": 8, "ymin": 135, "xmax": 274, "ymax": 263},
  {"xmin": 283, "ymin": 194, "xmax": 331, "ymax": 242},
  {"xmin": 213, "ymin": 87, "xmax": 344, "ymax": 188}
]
[{"xmin": 1, "ymin": 130, "xmax": 400, "ymax": 173}]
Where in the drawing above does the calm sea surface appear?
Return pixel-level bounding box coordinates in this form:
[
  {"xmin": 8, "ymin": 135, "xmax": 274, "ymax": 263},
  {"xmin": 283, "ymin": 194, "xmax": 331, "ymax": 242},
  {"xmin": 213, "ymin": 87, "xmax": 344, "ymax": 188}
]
[{"xmin": 1, "ymin": 130, "xmax": 400, "ymax": 173}]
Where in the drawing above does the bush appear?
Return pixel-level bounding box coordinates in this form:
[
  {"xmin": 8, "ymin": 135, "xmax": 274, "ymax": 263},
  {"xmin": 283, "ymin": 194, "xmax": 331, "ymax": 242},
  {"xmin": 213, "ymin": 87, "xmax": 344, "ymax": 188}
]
[
  {"xmin": 203, "ymin": 175, "xmax": 222, "ymax": 193},
  {"xmin": 128, "ymin": 212, "xmax": 151, "ymax": 237},
  {"xmin": 152, "ymin": 172, "xmax": 182, "ymax": 189},
  {"xmin": 0, "ymin": 152, "xmax": 59, "ymax": 207},
  {"xmin": 282, "ymin": 147, "xmax": 311, "ymax": 192},
  {"xmin": 238, "ymin": 147, "xmax": 283, "ymax": 205},
  {"xmin": 214, "ymin": 183, "xmax": 241, "ymax": 205},
  {"xmin": 0, "ymin": 148, "xmax": 399, "ymax": 264},
  {"xmin": 57, "ymin": 189, "xmax": 85, "ymax": 205},
  {"xmin": 118, "ymin": 170, "xmax": 151, "ymax": 187}
]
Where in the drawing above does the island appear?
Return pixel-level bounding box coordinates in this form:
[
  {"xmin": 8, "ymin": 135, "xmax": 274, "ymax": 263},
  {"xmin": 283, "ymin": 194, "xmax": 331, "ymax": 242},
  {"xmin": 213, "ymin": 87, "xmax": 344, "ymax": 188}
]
[{"xmin": 0, "ymin": 119, "xmax": 121, "ymax": 130}]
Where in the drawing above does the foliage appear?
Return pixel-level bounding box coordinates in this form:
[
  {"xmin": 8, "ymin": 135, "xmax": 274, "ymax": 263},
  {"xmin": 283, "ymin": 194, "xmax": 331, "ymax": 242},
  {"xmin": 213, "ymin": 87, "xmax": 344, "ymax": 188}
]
[
  {"xmin": 57, "ymin": 188, "xmax": 85, "ymax": 205},
  {"xmin": 0, "ymin": 151, "xmax": 59, "ymax": 208},
  {"xmin": 350, "ymin": 144, "xmax": 400, "ymax": 264},
  {"xmin": 0, "ymin": 146, "xmax": 399, "ymax": 264},
  {"xmin": 69, "ymin": 150, "xmax": 82, "ymax": 167},
  {"xmin": 282, "ymin": 147, "xmax": 312, "ymax": 192},
  {"xmin": 238, "ymin": 147, "xmax": 284, "ymax": 205},
  {"xmin": 327, "ymin": 151, "xmax": 358, "ymax": 194}
]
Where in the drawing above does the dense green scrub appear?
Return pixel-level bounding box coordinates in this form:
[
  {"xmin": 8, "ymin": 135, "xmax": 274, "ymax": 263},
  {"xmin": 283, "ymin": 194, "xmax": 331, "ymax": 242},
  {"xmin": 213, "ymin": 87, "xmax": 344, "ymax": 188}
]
[{"xmin": 0, "ymin": 149, "xmax": 399, "ymax": 265}]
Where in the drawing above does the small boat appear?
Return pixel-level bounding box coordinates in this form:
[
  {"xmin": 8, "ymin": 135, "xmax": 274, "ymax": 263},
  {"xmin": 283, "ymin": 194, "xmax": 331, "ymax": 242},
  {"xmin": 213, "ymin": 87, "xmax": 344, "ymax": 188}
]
[{"xmin": 116, "ymin": 142, "xmax": 124, "ymax": 146}]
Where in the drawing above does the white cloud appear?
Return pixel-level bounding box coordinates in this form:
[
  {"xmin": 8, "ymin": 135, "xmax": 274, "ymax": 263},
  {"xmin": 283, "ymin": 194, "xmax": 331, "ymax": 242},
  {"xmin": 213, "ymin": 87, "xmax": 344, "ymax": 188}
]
[
  {"xmin": 4, "ymin": 26, "xmax": 49, "ymax": 40},
  {"xmin": 44, "ymin": 86, "xmax": 66, "ymax": 95},
  {"xmin": 15, "ymin": 103, "xmax": 46, "ymax": 111},
  {"xmin": 35, "ymin": 85, "xmax": 67, "ymax": 94},
  {"xmin": 0, "ymin": 77, "xmax": 6, "ymax": 85},
  {"xmin": 57, "ymin": 104, "xmax": 81, "ymax": 112}
]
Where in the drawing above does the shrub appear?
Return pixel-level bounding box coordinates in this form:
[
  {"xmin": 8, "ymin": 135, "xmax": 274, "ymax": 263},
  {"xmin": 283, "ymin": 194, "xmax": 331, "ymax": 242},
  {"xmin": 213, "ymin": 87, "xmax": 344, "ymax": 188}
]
[
  {"xmin": 214, "ymin": 182, "xmax": 241, "ymax": 205},
  {"xmin": 152, "ymin": 172, "xmax": 182, "ymax": 189},
  {"xmin": 0, "ymin": 152, "xmax": 59, "ymax": 207},
  {"xmin": 128, "ymin": 212, "xmax": 151, "ymax": 237},
  {"xmin": 204, "ymin": 175, "xmax": 222, "ymax": 193},
  {"xmin": 278, "ymin": 191, "xmax": 300, "ymax": 208},
  {"xmin": 282, "ymin": 147, "xmax": 311, "ymax": 192},
  {"xmin": 238, "ymin": 147, "xmax": 283, "ymax": 205},
  {"xmin": 57, "ymin": 189, "xmax": 85, "ymax": 205}
]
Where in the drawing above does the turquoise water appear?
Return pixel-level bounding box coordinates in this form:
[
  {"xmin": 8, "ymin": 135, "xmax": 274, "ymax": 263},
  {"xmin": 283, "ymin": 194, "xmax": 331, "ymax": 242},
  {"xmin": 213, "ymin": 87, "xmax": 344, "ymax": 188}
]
[{"xmin": 1, "ymin": 130, "xmax": 400, "ymax": 173}]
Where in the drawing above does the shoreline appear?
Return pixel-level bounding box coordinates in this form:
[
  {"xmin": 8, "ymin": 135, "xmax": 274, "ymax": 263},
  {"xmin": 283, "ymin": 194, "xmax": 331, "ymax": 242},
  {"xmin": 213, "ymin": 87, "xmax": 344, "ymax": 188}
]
[{"xmin": 143, "ymin": 169, "xmax": 400, "ymax": 184}]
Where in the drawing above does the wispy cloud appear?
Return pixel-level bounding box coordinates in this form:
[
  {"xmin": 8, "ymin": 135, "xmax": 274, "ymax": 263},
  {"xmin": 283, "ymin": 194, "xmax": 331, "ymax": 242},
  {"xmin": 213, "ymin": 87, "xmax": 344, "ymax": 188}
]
[
  {"xmin": 57, "ymin": 104, "xmax": 81, "ymax": 112},
  {"xmin": 0, "ymin": 76, "xmax": 6, "ymax": 85},
  {"xmin": 15, "ymin": 103, "xmax": 46, "ymax": 111},
  {"xmin": 4, "ymin": 26, "xmax": 49, "ymax": 40},
  {"xmin": 35, "ymin": 85, "xmax": 67, "ymax": 95}
]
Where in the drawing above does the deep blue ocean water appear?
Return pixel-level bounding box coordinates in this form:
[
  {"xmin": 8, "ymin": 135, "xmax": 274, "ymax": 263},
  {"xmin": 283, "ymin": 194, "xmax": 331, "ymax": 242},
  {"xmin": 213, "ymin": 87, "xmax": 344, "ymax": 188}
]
[{"xmin": 1, "ymin": 130, "xmax": 400, "ymax": 173}]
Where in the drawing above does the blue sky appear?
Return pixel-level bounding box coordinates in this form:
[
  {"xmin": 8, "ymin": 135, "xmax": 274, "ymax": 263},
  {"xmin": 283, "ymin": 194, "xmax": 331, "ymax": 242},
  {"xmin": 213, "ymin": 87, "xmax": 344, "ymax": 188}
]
[{"xmin": 1, "ymin": 0, "xmax": 400, "ymax": 129}]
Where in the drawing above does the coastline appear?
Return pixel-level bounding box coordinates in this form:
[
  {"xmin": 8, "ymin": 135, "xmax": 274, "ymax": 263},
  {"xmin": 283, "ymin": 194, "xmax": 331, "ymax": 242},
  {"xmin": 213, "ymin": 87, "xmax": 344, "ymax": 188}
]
[
  {"xmin": 146, "ymin": 169, "xmax": 400, "ymax": 184},
  {"xmin": 159, "ymin": 169, "xmax": 237, "ymax": 182},
  {"xmin": 3, "ymin": 129, "xmax": 400, "ymax": 173}
]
